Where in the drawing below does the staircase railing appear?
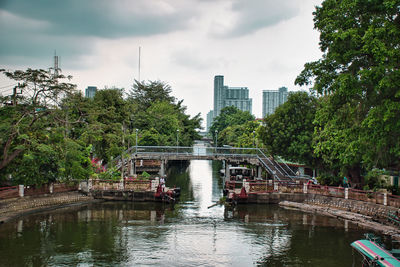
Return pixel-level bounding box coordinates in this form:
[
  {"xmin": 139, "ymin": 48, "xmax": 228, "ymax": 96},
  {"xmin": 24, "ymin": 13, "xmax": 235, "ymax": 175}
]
[{"xmin": 255, "ymin": 148, "xmax": 294, "ymax": 182}]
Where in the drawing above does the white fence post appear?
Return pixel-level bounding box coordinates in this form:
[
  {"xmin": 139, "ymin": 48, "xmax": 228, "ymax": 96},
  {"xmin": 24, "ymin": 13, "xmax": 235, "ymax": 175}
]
[
  {"xmin": 303, "ymin": 183, "xmax": 308, "ymax": 194},
  {"xmin": 243, "ymin": 179, "xmax": 250, "ymax": 192},
  {"xmin": 274, "ymin": 182, "xmax": 278, "ymax": 191},
  {"xmin": 345, "ymin": 188, "xmax": 349, "ymax": 199},
  {"xmin": 18, "ymin": 185, "xmax": 24, "ymax": 197},
  {"xmin": 384, "ymin": 193, "xmax": 387, "ymax": 206}
]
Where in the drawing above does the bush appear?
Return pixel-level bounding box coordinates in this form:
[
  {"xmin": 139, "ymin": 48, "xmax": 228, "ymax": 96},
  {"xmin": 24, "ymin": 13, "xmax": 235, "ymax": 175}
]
[
  {"xmin": 316, "ymin": 172, "xmax": 341, "ymax": 186},
  {"xmin": 364, "ymin": 169, "xmax": 389, "ymax": 191},
  {"xmin": 98, "ymin": 167, "xmax": 121, "ymax": 180}
]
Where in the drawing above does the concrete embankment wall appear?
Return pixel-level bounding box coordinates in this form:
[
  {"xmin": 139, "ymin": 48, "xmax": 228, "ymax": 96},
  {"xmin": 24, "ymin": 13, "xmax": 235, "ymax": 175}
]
[
  {"xmin": 91, "ymin": 190, "xmax": 157, "ymax": 202},
  {"xmin": 247, "ymin": 193, "xmax": 399, "ymax": 219},
  {"xmin": 0, "ymin": 191, "xmax": 94, "ymax": 223}
]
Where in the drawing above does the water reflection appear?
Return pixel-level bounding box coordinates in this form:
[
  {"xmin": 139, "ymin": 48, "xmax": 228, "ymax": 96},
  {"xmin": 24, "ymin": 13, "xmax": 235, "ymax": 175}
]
[{"xmin": 0, "ymin": 155, "xmax": 368, "ymax": 267}]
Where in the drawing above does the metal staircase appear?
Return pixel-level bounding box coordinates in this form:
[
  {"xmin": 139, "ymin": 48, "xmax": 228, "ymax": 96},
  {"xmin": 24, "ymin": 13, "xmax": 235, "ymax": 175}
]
[{"xmin": 255, "ymin": 149, "xmax": 294, "ymax": 183}]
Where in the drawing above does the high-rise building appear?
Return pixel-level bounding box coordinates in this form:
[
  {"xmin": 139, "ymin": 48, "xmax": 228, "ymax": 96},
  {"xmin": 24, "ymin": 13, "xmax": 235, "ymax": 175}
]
[
  {"xmin": 212, "ymin": 75, "xmax": 252, "ymax": 118},
  {"xmin": 206, "ymin": 110, "xmax": 214, "ymax": 132},
  {"xmin": 262, "ymin": 86, "xmax": 288, "ymax": 117},
  {"xmin": 85, "ymin": 86, "xmax": 97, "ymax": 99}
]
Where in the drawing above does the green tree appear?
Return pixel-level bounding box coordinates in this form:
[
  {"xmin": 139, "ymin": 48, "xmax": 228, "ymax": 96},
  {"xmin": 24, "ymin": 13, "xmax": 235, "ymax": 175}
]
[
  {"xmin": 128, "ymin": 80, "xmax": 175, "ymax": 110},
  {"xmin": 0, "ymin": 69, "xmax": 94, "ymax": 185},
  {"xmin": 128, "ymin": 81, "xmax": 202, "ymax": 147},
  {"xmin": 259, "ymin": 92, "xmax": 318, "ymax": 166},
  {"xmin": 88, "ymin": 88, "xmax": 129, "ymax": 163},
  {"xmin": 219, "ymin": 121, "xmax": 260, "ymax": 148},
  {"xmin": 210, "ymin": 106, "xmax": 255, "ymax": 142},
  {"xmin": 295, "ymin": 0, "xmax": 400, "ymax": 181}
]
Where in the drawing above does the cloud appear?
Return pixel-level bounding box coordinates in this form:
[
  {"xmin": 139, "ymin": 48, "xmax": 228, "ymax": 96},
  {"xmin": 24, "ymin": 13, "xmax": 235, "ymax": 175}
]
[
  {"xmin": 0, "ymin": 0, "xmax": 194, "ymax": 38},
  {"xmin": 209, "ymin": 0, "xmax": 300, "ymax": 37},
  {"xmin": 0, "ymin": 0, "xmax": 198, "ymax": 65}
]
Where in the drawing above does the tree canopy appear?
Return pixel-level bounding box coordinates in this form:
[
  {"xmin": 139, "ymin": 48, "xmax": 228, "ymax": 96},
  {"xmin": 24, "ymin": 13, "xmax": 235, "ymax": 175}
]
[
  {"xmin": 209, "ymin": 106, "xmax": 255, "ymax": 140},
  {"xmin": 260, "ymin": 92, "xmax": 318, "ymax": 166},
  {"xmin": 0, "ymin": 71, "xmax": 202, "ymax": 185},
  {"xmin": 295, "ymin": 0, "xmax": 400, "ymax": 180}
]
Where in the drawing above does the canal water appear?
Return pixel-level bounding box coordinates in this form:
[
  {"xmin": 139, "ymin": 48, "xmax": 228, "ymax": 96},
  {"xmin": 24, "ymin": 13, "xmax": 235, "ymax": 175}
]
[{"xmin": 0, "ymin": 157, "xmax": 368, "ymax": 266}]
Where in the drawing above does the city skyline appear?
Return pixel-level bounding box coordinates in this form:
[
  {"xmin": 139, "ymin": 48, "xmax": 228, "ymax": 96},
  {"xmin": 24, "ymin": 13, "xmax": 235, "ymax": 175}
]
[{"xmin": 0, "ymin": 0, "xmax": 323, "ymax": 128}]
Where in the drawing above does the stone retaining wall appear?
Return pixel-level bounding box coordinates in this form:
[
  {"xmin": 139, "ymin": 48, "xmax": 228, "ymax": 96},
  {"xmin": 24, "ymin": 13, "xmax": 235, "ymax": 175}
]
[
  {"xmin": 0, "ymin": 191, "xmax": 94, "ymax": 223},
  {"xmin": 246, "ymin": 192, "xmax": 398, "ymax": 222},
  {"xmin": 303, "ymin": 193, "xmax": 399, "ymax": 221}
]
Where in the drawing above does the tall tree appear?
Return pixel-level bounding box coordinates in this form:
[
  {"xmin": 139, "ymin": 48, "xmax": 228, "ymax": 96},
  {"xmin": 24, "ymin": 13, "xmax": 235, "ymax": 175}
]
[
  {"xmin": 295, "ymin": 0, "xmax": 400, "ymax": 179},
  {"xmin": 210, "ymin": 106, "xmax": 255, "ymax": 141},
  {"xmin": 128, "ymin": 80, "xmax": 175, "ymax": 110},
  {"xmin": 259, "ymin": 92, "xmax": 318, "ymax": 166},
  {"xmin": 219, "ymin": 121, "xmax": 260, "ymax": 148},
  {"xmin": 128, "ymin": 81, "xmax": 202, "ymax": 147},
  {"xmin": 0, "ymin": 69, "xmax": 76, "ymax": 171}
]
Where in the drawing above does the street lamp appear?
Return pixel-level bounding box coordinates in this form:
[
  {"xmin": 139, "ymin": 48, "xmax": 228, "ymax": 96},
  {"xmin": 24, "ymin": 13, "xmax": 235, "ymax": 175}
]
[
  {"xmin": 135, "ymin": 128, "xmax": 138, "ymax": 154},
  {"xmin": 215, "ymin": 130, "xmax": 218, "ymax": 149},
  {"xmin": 253, "ymin": 130, "xmax": 256, "ymax": 148},
  {"xmin": 176, "ymin": 129, "xmax": 179, "ymax": 153}
]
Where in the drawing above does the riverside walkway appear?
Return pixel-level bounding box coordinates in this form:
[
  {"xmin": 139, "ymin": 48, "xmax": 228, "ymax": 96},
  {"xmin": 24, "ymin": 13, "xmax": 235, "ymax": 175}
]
[{"xmin": 113, "ymin": 145, "xmax": 303, "ymax": 184}]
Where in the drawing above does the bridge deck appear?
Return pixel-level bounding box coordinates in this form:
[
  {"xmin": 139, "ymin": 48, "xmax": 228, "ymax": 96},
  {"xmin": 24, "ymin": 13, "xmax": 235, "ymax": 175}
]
[{"xmin": 114, "ymin": 145, "xmax": 300, "ymax": 183}]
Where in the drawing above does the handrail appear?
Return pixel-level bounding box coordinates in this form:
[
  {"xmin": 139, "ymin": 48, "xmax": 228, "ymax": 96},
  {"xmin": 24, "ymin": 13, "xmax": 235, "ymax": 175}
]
[
  {"xmin": 255, "ymin": 148, "xmax": 294, "ymax": 182},
  {"xmin": 110, "ymin": 146, "xmax": 294, "ymax": 183},
  {"xmin": 255, "ymin": 149, "xmax": 280, "ymax": 175},
  {"xmin": 256, "ymin": 155, "xmax": 276, "ymax": 179},
  {"xmin": 276, "ymin": 156, "xmax": 297, "ymax": 177}
]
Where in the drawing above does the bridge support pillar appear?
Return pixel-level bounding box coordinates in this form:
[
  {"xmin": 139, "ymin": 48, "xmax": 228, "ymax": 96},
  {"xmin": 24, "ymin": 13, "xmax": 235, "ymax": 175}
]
[
  {"xmin": 159, "ymin": 159, "xmax": 166, "ymax": 177},
  {"xmin": 257, "ymin": 166, "xmax": 262, "ymax": 179},
  {"xmin": 225, "ymin": 161, "xmax": 230, "ymax": 183}
]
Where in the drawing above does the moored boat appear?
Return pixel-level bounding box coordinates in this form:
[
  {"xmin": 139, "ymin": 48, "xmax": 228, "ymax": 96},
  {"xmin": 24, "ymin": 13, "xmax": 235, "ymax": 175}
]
[{"xmin": 351, "ymin": 239, "xmax": 400, "ymax": 266}]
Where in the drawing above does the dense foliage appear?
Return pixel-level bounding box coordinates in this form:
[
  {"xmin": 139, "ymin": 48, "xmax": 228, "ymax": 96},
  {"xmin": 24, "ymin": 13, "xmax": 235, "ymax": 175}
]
[
  {"xmin": 209, "ymin": 106, "xmax": 257, "ymax": 147},
  {"xmin": 257, "ymin": 0, "xmax": 400, "ymax": 187},
  {"xmin": 0, "ymin": 72, "xmax": 202, "ymax": 185},
  {"xmin": 294, "ymin": 0, "xmax": 400, "ymax": 182},
  {"xmin": 260, "ymin": 92, "xmax": 318, "ymax": 166}
]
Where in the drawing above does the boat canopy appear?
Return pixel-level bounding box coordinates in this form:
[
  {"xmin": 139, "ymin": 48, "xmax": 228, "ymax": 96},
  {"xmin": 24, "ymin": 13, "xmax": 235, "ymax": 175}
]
[{"xmin": 351, "ymin": 240, "xmax": 400, "ymax": 267}]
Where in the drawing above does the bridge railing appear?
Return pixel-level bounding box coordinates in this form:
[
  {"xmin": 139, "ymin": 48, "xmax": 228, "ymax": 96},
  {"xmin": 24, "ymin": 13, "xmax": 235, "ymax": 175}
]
[
  {"xmin": 112, "ymin": 145, "xmax": 302, "ymax": 184},
  {"xmin": 133, "ymin": 145, "xmax": 262, "ymax": 158}
]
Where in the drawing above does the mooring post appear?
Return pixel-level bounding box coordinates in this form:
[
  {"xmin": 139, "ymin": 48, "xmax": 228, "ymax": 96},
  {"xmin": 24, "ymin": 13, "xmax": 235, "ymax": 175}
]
[
  {"xmin": 159, "ymin": 159, "xmax": 166, "ymax": 177},
  {"xmin": 383, "ymin": 193, "xmax": 387, "ymax": 206},
  {"xmin": 225, "ymin": 161, "xmax": 230, "ymax": 183},
  {"xmin": 18, "ymin": 185, "xmax": 24, "ymax": 197}
]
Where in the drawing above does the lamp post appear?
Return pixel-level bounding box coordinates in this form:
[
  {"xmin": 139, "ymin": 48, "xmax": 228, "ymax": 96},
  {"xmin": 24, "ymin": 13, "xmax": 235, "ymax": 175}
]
[
  {"xmin": 135, "ymin": 128, "xmax": 138, "ymax": 154},
  {"xmin": 215, "ymin": 130, "xmax": 218, "ymax": 151},
  {"xmin": 176, "ymin": 129, "xmax": 179, "ymax": 154},
  {"xmin": 253, "ymin": 130, "xmax": 256, "ymax": 148}
]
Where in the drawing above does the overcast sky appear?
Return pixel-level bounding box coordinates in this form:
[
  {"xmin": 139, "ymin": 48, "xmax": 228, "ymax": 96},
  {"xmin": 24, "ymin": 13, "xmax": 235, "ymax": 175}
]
[{"xmin": 0, "ymin": 0, "xmax": 323, "ymax": 128}]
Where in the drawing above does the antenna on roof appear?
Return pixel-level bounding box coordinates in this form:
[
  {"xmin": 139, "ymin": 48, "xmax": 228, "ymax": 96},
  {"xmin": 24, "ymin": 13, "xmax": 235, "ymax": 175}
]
[{"xmin": 138, "ymin": 46, "xmax": 141, "ymax": 81}]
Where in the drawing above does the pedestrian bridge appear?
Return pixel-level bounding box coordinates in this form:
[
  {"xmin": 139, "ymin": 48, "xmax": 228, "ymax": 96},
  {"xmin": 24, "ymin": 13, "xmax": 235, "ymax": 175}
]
[{"xmin": 114, "ymin": 145, "xmax": 303, "ymax": 183}]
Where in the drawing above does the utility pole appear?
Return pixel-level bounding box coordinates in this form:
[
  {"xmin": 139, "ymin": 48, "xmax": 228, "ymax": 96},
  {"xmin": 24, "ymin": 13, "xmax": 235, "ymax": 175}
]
[
  {"xmin": 12, "ymin": 83, "xmax": 21, "ymax": 106},
  {"xmin": 138, "ymin": 46, "xmax": 141, "ymax": 81},
  {"xmin": 12, "ymin": 86, "xmax": 17, "ymax": 106},
  {"xmin": 121, "ymin": 123, "xmax": 125, "ymax": 181}
]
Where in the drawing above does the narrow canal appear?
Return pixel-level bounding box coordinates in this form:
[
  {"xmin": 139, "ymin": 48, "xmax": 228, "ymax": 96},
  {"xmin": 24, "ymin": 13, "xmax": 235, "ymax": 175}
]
[{"xmin": 0, "ymin": 146, "xmax": 368, "ymax": 266}]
